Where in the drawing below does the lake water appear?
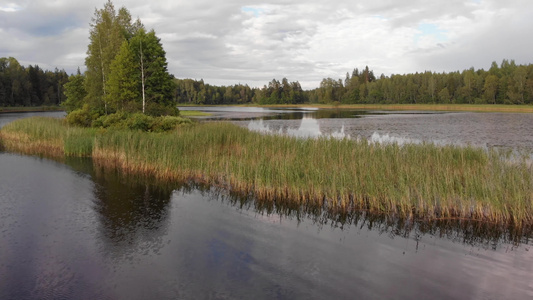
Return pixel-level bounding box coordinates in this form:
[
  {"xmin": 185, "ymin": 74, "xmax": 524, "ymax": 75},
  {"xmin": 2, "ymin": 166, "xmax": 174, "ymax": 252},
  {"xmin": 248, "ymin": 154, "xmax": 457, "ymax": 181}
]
[
  {"xmin": 1, "ymin": 109, "xmax": 533, "ymax": 299},
  {"xmin": 182, "ymin": 106, "xmax": 533, "ymax": 153}
]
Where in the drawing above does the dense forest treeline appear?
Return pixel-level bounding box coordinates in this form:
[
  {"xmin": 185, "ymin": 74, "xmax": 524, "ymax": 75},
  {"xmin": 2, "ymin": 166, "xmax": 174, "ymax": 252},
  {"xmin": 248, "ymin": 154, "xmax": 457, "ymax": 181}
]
[
  {"xmin": 317, "ymin": 60, "xmax": 533, "ymax": 105},
  {"xmin": 174, "ymin": 78, "xmax": 307, "ymax": 105},
  {"xmin": 175, "ymin": 60, "xmax": 533, "ymax": 105},
  {"xmin": 3, "ymin": 56, "xmax": 533, "ymax": 108},
  {"xmin": 0, "ymin": 57, "xmax": 68, "ymax": 107}
]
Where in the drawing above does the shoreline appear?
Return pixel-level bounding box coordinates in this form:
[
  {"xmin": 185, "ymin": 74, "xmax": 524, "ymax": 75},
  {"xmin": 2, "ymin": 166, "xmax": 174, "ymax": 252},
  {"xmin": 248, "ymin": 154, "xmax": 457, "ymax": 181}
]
[
  {"xmin": 178, "ymin": 103, "xmax": 533, "ymax": 113},
  {"xmin": 0, "ymin": 106, "xmax": 64, "ymax": 114}
]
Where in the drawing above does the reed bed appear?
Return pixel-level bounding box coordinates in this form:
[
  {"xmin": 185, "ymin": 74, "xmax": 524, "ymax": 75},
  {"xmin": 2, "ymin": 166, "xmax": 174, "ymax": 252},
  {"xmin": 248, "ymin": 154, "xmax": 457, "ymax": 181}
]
[{"xmin": 2, "ymin": 117, "xmax": 532, "ymax": 228}]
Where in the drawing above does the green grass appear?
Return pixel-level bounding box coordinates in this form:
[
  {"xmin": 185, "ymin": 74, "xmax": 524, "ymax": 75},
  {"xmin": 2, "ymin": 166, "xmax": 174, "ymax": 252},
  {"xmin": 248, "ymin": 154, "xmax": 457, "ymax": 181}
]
[
  {"xmin": 0, "ymin": 106, "xmax": 63, "ymax": 113},
  {"xmin": 178, "ymin": 110, "xmax": 213, "ymax": 117},
  {"xmin": 1, "ymin": 117, "xmax": 532, "ymax": 229},
  {"xmin": 228, "ymin": 103, "xmax": 533, "ymax": 113}
]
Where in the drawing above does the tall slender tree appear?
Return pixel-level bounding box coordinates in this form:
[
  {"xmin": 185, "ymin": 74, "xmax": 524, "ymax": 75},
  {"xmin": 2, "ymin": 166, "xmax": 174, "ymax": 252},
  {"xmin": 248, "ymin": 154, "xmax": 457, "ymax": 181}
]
[
  {"xmin": 106, "ymin": 41, "xmax": 140, "ymax": 112},
  {"xmin": 84, "ymin": 0, "xmax": 129, "ymax": 114},
  {"xmin": 129, "ymin": 29, "xmax": 175, "ymax": 114}
]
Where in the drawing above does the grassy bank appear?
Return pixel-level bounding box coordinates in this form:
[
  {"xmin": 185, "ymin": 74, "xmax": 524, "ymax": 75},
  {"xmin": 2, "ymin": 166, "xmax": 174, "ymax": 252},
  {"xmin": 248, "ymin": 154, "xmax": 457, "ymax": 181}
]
[
  {"xmin": 234, "ymin": 103, "xmax": 533, "ymax": 113},
  {"xmin": 1, "ymin": 117, "xmax": 532, "ymax": 229},
  {"xmin": 0, "ymin": 106, "xmax": 63, "ymax": 113},
  {"xmin": 178, "ymin": 110, "xmax": 213, "ymax": 117}
]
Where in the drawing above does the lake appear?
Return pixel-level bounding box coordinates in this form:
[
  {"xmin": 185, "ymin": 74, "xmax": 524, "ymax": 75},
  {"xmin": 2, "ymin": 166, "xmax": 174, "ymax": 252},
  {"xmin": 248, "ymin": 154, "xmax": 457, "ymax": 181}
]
[
  {"xmin": 1, "ymin": 109, "xmax": 532, "ymax": 299},
  {"xmin": 182, "ymin": 106, "xmax": 533, "ymax": 152}
]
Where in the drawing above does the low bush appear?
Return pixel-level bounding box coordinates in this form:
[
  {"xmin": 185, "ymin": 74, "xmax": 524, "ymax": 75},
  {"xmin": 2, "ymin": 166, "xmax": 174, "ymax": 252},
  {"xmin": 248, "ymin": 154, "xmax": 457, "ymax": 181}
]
[
  {"xmin": 125, "ymin": 113, "xmax": 154, "ymax": 131},
  {"xmin": 151, "ymin": 116, "xmax": 192, "ymax": 132},
  {"xmin": 91, "ymin": 112, "xmax": 192, "ymax": 132},
  {"xmin": 66, "ymin": 106, "xmax": 93, "ymax": 127}
]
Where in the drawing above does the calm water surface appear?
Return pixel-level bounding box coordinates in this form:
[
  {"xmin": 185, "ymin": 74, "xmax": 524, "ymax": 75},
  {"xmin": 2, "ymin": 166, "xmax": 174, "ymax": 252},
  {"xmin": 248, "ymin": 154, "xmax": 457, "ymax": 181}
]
[
  {"xmin": 1, "ymin": 111, "xmax": 533, "ymax": 299},
  {"xmin": 181, "ymin": 106, "xmax": 533, "ymax": 152}
]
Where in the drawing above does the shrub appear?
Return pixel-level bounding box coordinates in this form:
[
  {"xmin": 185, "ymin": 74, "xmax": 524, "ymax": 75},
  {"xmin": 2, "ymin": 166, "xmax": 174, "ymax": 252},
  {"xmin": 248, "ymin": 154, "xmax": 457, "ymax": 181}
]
[
  {"xmin": 151, "ymin": 116, "xmax": 192, "ymax": 132},
  {"xmin": 145, "ymin": 102, "xmax": 180, "ymax": 117},
  {"xmin": 126, "ymin": 113, "xmax": 154, "ymax": 131},
  {"xmin": 66, "ymin": 106, "xmax": 93, "ymax": 127},
  {"xmin": 93, "ymin": 112, "xmax": 128, "ymax": 129}
]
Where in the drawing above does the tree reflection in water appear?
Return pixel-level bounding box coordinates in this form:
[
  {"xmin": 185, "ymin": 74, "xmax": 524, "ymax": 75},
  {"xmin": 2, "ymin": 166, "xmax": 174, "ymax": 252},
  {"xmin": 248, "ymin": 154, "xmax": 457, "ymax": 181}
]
[{"xmin": 65, "ymin": 157, "xmax": 532, "ymax": 254}]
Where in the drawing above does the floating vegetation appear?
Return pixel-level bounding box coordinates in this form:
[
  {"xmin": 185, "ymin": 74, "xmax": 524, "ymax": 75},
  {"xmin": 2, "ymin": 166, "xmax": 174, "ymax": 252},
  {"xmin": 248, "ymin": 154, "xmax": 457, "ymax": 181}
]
[{"xmin": 1, "ymin": 117, "xmax": 533, "ymax": 233}]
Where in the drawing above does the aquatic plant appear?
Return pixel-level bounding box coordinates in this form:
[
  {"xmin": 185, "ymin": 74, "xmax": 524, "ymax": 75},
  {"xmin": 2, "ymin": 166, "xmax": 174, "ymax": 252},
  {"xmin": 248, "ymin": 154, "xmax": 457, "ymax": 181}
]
[{"xmin": 1, "ymin": 117, "xmax": 532, "ymax": 229}]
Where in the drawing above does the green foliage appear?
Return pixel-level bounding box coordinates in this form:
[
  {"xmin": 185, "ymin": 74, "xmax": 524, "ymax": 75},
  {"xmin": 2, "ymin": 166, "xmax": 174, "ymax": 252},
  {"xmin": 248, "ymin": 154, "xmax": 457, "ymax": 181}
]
[
  {"xmin": 91, "ymin": 112, "xmax": 191, "ymax": 132},
  {"xmin": 93, "ymin": 111, "xmax": 128, "ymax": 128},
  {"xmin": 174, "ymin": 78, "xmax": 306, "ymax": 105},
  {"xmin": 172, "ymin": 60, "xmax": 533, "ymax": 106},
  {"xmin": 84, "ymin": 0, "xmax": 130, "ymax": 113},
  {"xmin": 151, "ymin": 116, "xmax": 192, "ymax": 132},
  {"xmin": 62, "ymin": 69, "xmax": 87, "ymax": 112},
  {"xmin": 311, "ymin": 60, "xmax": 533, "ymax": 105},
  {"xmin": 66, "ymin": 105, "xmax": 94, "ymax": 127},
  {"xmin": 106, "ymin": 40, "xmax": 140, "ymax": 112},
  {"xmin": 125, "ymin": 113, "xmax": 153, "ymax": 131},
  {"xmin": 144, "ymin": 102, "xmax": 179, "ymax": 116},
  {"xmin": 129, "ymin": 28, "xmax": 176, "ymax": 112},
  {"xmin": 75, "ymin": 1, "xmax": 175, "ymax": 118},
  {"xmin": 0, "ymin": 57, "xmax": 68, "ymax": 108}
]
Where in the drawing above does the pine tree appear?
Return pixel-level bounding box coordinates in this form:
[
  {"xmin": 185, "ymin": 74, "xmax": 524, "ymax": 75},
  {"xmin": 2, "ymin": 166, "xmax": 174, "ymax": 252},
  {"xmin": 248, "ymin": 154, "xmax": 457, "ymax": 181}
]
[{"xmin": 62, "ymin": 69, "xmax": 87, "ymax": 112}]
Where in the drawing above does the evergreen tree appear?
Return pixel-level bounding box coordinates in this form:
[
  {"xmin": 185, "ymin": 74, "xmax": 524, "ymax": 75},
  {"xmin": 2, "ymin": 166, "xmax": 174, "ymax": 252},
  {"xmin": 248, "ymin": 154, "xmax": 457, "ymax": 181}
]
[{"xmin": 62, "ymin": 69, "xmax": 87, "ymax": 112}]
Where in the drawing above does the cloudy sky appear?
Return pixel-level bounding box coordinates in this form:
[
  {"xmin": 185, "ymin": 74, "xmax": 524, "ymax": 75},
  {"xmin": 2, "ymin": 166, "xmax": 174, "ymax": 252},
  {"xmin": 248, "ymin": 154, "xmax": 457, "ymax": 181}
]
[{"xmin": 1, "ymin": 0, "xmax": 532, "ymax": 89}]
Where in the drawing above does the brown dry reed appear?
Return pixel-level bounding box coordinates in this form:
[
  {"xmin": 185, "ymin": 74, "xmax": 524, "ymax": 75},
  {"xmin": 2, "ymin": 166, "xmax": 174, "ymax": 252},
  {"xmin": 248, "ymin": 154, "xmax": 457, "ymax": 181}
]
[{"xmin": 1, "ymin": 116, "xmax": 532, "ymax": 228}]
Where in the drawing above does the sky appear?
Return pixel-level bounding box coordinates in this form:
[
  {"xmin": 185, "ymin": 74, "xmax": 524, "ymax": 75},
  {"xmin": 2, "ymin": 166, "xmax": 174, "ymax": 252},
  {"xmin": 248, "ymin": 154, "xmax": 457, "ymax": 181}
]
[{"xmin": 1, "ymin": 0, "xmax": 532, "ymax": 89}]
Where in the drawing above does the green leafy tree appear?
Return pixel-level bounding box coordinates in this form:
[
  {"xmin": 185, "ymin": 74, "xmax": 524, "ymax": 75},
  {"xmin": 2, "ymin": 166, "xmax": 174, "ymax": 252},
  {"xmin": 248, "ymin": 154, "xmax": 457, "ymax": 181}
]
[
  {"xmin": 62, "ymin": 69, "xmax": 88, "ymax": 112},
  {"xmin": 438, "ymin": 87, "xmax": 451, "ymax": 103},
  {"xmin": 84, "ymin": 0, "xmax": 129, "ymax": 114},
  {"xmin": 106, "ymin": 40, "xmax": 140, "ymax": 112},
  {"xmin": 129, "ymin": 29, "xmax": 176, "ymax": 114},
  {"xmin": 483, "ymin": 75, "xmax": 499, "ymax": 104}
]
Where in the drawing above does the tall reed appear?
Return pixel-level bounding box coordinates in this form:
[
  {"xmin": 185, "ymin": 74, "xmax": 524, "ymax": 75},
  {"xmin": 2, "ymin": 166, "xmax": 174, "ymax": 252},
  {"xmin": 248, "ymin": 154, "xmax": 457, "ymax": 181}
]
[{"xmin": 2, "ymin": 117, "xmax": 532, "ymax": 228}]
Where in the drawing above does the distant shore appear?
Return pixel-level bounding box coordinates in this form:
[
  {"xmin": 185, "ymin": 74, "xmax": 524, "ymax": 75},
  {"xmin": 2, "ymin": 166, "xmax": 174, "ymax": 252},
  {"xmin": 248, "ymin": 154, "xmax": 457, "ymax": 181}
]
[
  {"xmin": 0, "ymin": 106, "xmax": 64, "ymax": 113},
  {"xmin": 177, "ymin": 103, "xmax": 533, "ymax": 113},
  {"xmin": 3, "ymin": 103, "xmax": 532, "ymax": 114}
]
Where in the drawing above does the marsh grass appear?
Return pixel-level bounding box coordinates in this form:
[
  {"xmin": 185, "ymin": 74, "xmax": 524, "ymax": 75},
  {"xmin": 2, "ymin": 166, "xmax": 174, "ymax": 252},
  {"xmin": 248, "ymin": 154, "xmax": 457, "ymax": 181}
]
[
  {"xmin": 2, "ymin": 117, "xmax": 532, "ymax": 228},
  {"xmin": 178, "ymin": 110, "xmax": 213, "ymax": 117},
  {"xmin": 259, "ymin": 103, "xmax": 533, "ymax": 113}
]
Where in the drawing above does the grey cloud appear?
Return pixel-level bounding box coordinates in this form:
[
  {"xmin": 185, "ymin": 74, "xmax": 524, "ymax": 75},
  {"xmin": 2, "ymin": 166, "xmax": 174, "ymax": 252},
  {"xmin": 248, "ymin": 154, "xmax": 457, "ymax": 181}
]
[{"xmin": 1, "ymin": 0, "xmax": 532, "ymax": 88}]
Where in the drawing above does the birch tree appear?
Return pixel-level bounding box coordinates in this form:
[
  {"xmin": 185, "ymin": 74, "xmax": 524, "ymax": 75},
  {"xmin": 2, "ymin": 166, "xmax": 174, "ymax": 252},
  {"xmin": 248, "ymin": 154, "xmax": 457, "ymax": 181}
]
[{"xmin": 84, "ymin": 0, "xmax": 129, "ymax": 114}]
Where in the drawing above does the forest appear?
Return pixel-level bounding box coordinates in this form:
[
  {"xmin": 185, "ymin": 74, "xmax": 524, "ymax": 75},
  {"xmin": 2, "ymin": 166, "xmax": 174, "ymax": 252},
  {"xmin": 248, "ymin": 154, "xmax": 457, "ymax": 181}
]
[
  {"xmin": 0, "ymin": 57, "xmax": 68, "ymax": 107},
  {"xmin": 175, "ymin": 60, "xmax": 533, "ymax": 105},
  {"xmin": 2, "ymin": 57, "xmax": 533, "ymax": 108}
]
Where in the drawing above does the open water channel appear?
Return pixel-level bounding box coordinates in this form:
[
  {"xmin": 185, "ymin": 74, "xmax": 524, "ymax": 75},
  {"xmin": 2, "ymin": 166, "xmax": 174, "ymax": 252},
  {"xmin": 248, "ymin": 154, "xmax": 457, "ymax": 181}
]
[{"xmin": 1, "ymin": 108, "xmax": 532, "ymax": 299}]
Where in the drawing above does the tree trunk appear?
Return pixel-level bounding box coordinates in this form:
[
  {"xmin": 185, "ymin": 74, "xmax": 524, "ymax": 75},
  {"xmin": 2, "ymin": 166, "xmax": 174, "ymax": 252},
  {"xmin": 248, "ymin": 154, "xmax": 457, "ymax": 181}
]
[{"xmin": 140, "ymin": 41, "xmax": 146, "ymax": 114}]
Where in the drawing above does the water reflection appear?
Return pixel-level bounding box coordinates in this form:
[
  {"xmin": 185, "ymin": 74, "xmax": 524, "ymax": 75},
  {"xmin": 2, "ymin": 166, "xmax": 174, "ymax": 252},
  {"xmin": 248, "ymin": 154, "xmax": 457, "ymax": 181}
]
[
  {"xmin": 62, "ymin": 156, "xmax": 533, "ymax": 248},
  {"xmin": 247, "ymin": 117, "xmax": 350, "ymax": 139},
  {"xmin": 233, "ymin": 110, "xmax": 533, "ymax": 153},
  {"xmin": 216, "ymin": 187, "xmax": 532, "ymax": 249},
  {"xmin": 65, "ymin": 158, "xmax": 174, "ymax": 258},
  {"xmin": 1, "ymin": 153, "xmax": 532, "ymax": 299},
  {"xmin": 61, "ymin": 155, "xmax": 533, "ymax": 248}
]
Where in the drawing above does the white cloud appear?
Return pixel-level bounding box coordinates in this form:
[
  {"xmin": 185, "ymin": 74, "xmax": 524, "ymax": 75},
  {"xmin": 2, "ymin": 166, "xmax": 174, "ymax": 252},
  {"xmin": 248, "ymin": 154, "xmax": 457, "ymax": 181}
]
[{"xmin": 1, "ymin": 0, "xmax": 532, "ymax": 89}]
